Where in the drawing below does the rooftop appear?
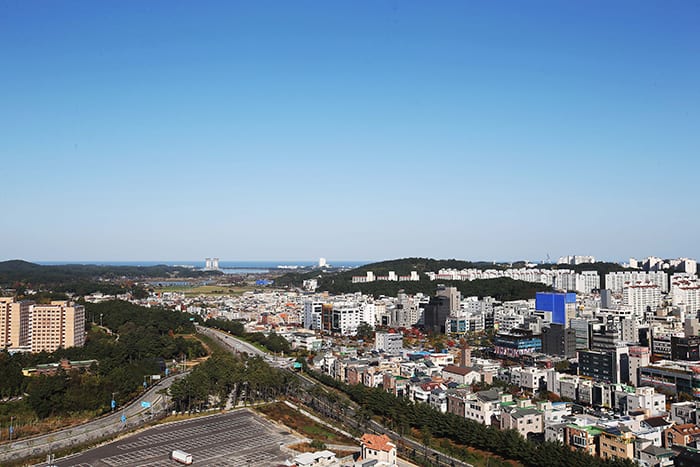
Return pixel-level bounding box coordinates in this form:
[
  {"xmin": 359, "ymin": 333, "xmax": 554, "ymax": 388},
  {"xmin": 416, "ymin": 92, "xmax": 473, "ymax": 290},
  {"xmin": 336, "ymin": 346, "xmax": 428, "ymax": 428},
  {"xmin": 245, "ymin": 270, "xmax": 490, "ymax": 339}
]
[{"xmin": 361, "ymin": 434, "xmax": 395, "ymax": 453}]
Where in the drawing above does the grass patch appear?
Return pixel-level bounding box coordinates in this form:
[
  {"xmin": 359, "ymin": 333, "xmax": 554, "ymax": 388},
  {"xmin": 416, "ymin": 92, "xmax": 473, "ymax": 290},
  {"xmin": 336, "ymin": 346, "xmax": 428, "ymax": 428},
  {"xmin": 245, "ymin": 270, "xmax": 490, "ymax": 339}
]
[
  {"xmin": 256, "ymin": 402, "xmax": 356, "ymax": 446},
  {"xmin": 155, "ymin": 285, "xmax": 256, "ymax": 296}
]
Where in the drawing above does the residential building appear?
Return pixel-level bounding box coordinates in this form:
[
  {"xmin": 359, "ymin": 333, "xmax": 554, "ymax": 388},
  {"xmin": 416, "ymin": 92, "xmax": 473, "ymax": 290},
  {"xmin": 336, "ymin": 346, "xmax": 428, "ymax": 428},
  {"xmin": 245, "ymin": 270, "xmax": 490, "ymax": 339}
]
[
  {"xmin": 442, "ymin": 364, "xmax": 480, "ymax": 386},
  {"xmin": 500, "ymin": 406, "xmax": 543, "ymax": 438},
  {"xmin": 374, "ymin": 332, "xmax": 403, "ymax": 353},
  {"xmin": 565, "ymin": 423, "xmax": 602, "ymax": 456},
  {"xmin": 599, "ymin": 426, "xmax": 635, "ymax": 462},
  {"xmin": 360, "ymin": 433, "xmax": 397, "ymax": 466},
  {"xmin": 664, "ymin": 423, "xmax": 700, "ymax": 448},
  {"xmin": 624, "ymin": 284, "xmax": 662, "ymax": 317},
  {"xmin": 12, "ymin": 300, "xmax": 86, "ymax": 353},
  {"xmin": 628, "ymin": 346, "xmax": 650, "ymax": 387},
  {"xmin": 670, "ymin": 402, "xmax": 699, "ymax": 425},
  {"xmin": 0, "ymin": 297, "xmax": 32, "ymax": 349}
]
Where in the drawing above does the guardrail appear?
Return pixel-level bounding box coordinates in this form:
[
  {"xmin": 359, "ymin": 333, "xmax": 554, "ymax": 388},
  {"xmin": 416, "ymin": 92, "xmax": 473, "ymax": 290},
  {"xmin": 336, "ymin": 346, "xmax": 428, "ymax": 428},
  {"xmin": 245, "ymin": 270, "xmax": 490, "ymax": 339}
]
[{"xmin": 0, "ymin": 374, "xmax": 184, "ymax": 464}]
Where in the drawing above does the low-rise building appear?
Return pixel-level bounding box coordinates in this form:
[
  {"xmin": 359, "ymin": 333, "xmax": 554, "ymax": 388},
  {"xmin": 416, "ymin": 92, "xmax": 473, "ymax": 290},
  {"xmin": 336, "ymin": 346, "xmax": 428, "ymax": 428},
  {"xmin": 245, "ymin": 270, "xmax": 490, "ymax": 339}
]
[{"xmin": 360, "ymin": 433, "xmax": 396, "ymax": 466}]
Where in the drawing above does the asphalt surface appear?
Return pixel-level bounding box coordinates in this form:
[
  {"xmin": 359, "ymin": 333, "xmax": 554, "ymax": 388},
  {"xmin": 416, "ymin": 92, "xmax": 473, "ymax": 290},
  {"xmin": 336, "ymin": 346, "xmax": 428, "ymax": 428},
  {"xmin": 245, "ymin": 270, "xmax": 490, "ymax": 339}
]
[
  {"xmin": 34, "ymin": 409, "xmax": 301, "ymax": 467},
  {"xmin": 0, "ymin": 373, "xmax": 187, "ymax": 465}
]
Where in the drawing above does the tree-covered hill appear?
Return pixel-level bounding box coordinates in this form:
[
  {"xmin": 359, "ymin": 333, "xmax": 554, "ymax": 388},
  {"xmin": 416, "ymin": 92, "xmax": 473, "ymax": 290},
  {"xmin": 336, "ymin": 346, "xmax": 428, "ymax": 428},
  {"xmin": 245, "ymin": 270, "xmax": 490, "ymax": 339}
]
[
  {"xmin": 276, "ymin": 257, "xmax": 552, "ymax": 300},
  {"xmin": 0, "ymin": 260, "xmax": 222, "ymax": 295}
]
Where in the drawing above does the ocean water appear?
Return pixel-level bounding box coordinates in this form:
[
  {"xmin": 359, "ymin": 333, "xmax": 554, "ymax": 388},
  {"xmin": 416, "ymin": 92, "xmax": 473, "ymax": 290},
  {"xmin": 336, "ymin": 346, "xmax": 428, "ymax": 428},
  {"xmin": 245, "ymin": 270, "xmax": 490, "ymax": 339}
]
[{"xmin": 36, "ymin": 260, "xmax": 368, "ymax": 270}]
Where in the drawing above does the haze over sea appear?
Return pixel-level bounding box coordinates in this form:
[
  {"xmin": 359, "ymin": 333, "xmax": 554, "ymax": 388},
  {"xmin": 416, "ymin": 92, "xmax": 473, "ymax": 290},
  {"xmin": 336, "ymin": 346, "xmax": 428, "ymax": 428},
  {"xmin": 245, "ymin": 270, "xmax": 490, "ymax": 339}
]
[{"xmin": 35, "ymin": 260, "xmax": 369, "ymax": 270}]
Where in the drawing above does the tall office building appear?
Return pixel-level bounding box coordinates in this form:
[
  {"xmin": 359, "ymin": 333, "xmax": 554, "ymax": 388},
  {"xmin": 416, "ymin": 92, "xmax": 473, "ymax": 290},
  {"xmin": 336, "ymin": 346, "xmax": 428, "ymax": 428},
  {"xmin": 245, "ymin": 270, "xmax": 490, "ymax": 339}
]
[
  {"xmin": 436, "ymin": 285, "xmax": 461, "ymax": 314},
  {"xmin": 422, "ymin": 295, "xmax": 451, "ymax": 334},
  {"xmin": 542, "ymin": 323, "xmax": 577, "ymax": 358},
  {"xmin": 536, "ymin": 292, "xmax": 576, "ymax": 327}
]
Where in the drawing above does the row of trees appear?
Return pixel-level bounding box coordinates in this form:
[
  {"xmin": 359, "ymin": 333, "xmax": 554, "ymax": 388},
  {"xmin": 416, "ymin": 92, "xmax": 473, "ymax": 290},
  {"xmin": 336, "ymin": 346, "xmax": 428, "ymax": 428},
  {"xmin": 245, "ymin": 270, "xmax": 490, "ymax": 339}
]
[
  {"xmin": 307, "ymin": 370, "xmax": 636, "ymax": 467},
  {"xmin": 169, "ymin": 351, "xmax": 296, "ymax": 412},
  {"xmin": 0, "ymin": 301, "xmax": 206, "ymax": 420}
]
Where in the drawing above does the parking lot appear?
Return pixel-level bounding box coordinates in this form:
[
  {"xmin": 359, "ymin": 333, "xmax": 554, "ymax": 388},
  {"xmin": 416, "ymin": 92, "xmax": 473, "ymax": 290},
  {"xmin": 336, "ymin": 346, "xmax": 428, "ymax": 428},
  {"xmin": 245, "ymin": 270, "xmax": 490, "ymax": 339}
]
[{"xmin": 39, "ymin": 409, "xmax": 301, "ymax": 467}]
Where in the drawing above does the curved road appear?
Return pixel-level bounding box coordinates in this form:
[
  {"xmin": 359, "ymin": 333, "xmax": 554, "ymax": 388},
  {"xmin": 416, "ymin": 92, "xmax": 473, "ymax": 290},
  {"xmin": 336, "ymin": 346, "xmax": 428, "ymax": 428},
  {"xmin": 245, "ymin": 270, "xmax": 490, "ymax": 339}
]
[
  {"xmin": 0, "ymin": 372, "xmax": 187, "ymax": 464},
  {"xmin": 200, "ymin": 326, "xmax": 472, "ymax": 467}
]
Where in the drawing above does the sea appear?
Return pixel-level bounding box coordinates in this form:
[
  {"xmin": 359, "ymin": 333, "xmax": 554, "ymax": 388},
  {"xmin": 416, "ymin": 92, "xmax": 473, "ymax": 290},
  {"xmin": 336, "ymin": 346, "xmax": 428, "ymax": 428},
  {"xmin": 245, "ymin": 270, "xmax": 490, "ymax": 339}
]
[{"xmin": 36, "ymin": 260, "xmax": 368, "ymax": 275}]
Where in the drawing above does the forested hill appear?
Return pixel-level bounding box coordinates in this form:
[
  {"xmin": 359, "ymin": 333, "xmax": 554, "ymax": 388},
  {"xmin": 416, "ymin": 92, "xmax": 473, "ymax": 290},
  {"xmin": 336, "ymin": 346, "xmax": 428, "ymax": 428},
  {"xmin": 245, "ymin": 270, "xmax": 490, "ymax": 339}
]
[
  {"xmin": 0, "ymin": 260, "xmax": 220, "ymax": 283},
  {"xmin": 0, "ymin": 260, "xmax": 222, "ymax": 297},
  {"xmin": 275, "ymin": 257, "xmax": 552, "ymax": 300}
]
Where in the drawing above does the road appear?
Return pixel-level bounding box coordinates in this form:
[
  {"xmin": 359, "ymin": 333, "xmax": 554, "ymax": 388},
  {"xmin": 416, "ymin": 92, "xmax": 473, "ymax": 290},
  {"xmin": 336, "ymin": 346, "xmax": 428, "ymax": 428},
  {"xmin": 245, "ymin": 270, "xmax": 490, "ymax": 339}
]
[
  {"xmin": 196, "ymin": 325, "xmax": 292, "ymax": 368},
  {"xmin": 201, "ymin": 326, "xmax": 472, "ymax": 467},
  {"xmin": 0, "ymin": 372, "xmax": 187, "ymax": 465}
]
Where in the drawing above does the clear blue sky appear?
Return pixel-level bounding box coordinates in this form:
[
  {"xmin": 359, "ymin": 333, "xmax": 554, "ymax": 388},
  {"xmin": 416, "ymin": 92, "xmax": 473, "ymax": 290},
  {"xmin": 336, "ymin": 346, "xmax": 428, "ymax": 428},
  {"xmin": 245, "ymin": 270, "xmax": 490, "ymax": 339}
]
[{"xmin": 2, "ymin": 1, "xmax": 699, "ymax": 263}]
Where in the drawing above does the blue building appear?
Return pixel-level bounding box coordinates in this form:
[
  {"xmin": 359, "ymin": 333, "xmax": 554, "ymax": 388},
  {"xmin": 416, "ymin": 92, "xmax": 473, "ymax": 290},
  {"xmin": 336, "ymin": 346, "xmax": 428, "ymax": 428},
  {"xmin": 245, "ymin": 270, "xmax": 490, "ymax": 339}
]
[{"xmin": 536, "ymin": 292, "xmax": 576, "ymax": 326}]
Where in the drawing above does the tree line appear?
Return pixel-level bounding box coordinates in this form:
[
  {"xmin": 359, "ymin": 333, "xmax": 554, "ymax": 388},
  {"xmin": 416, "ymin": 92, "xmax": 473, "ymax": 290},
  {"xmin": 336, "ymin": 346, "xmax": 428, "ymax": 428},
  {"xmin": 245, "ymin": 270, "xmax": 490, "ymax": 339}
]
[
  {"xmin": 0, "ymin": 301, "xmax": 205, "ymax": 421},
  {"xmin": 168, "ymin": 351, "xmax": 296, "ymax": 412},
  {"xmin": 306, "ymin": 369, "xmax": 635, "ymax": 467}
]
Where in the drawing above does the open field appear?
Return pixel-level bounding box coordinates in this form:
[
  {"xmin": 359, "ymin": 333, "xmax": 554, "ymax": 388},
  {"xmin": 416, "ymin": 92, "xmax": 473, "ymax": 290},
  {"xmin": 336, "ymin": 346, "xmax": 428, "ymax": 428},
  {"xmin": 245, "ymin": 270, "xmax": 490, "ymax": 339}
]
[{"xmin": 256, "ymin": 402, "xmax": 356, "ymax": 446}]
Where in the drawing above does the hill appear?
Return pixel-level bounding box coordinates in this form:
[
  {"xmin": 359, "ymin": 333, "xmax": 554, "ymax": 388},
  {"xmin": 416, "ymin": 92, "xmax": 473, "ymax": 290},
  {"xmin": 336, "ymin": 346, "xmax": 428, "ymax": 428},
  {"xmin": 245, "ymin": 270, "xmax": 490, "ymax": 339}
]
[
  {"xmin": 276, "ymin": 257, "xmax": 552, "ymax": 300},
  {"xmin": 0, "ymin": 260, "xmax": 222, "ymax": 295}
]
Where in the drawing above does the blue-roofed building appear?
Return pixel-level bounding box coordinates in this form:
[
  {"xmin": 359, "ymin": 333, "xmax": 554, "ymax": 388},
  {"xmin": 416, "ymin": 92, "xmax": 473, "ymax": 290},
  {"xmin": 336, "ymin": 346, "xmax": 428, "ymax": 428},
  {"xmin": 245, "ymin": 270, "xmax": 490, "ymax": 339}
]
[{"xmin": 536, "ymin": 292, "xmax": 576, "ymax": 327}]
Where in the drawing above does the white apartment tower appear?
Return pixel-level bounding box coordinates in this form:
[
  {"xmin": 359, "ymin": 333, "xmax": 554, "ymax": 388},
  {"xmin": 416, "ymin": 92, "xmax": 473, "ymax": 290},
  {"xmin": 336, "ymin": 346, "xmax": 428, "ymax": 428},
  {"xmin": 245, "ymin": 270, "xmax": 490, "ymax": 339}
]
[{"xmin": 623, "ymin": 284, "xmax": 662, "ymax": 317}]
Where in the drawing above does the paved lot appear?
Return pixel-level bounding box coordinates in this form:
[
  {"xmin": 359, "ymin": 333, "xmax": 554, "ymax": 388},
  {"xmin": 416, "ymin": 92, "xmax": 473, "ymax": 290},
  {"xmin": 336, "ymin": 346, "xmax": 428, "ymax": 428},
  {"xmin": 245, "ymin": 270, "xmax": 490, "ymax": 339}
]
[{"xmin": 38, "ymin": 409, "xmax": 301, "ymax": 467}]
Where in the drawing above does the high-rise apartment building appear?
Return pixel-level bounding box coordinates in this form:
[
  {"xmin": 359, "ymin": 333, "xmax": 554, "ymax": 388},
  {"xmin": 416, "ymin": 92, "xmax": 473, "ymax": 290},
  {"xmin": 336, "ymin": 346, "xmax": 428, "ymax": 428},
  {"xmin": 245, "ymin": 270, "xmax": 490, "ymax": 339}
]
[
  {"xmin": 30, "ymin": 300, "xmax": 86, "ymax": 353},
  {"xmin": 1, "ymin": 298, "xmax": 85, "ymax": 352},
  {"xmin": 623, "ymin": 283, "xmax": 662, "ymax": 317},
  {"xmin": 1, "ymin": 297, "xmax": 32, "ymax": 349}
]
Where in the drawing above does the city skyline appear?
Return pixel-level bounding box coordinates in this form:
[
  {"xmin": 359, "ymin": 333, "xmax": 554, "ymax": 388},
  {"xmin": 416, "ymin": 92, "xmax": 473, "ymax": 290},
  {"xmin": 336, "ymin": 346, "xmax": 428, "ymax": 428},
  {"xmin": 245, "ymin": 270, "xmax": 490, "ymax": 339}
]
[{"xmin": 2, "ymin": 1, "xmax": 699, "ymax": 261}]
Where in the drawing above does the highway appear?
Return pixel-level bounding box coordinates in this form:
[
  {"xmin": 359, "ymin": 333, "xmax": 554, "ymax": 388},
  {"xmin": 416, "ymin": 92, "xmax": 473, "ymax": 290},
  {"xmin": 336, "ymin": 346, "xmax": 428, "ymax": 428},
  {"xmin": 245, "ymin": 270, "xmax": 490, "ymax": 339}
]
[{"xmin": 0, "ymin": 371, "xmax": 187, "ymax": 465}]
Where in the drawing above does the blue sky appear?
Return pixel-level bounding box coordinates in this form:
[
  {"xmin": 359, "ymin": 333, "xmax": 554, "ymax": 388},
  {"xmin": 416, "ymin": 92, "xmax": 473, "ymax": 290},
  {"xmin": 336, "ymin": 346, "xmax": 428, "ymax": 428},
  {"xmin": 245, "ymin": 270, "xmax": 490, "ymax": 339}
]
[{"xmin": 1, "ymin": 1, "xmax": 699, "ymax": 263}]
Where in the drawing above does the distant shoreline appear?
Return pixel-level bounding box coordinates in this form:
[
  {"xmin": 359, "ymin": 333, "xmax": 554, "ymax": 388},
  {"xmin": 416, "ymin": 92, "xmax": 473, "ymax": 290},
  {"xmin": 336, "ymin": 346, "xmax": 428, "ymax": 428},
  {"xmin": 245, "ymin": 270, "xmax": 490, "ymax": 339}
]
[{"xmin": 34, "ymin": 260, "xmax": 369, "ymax": 269}]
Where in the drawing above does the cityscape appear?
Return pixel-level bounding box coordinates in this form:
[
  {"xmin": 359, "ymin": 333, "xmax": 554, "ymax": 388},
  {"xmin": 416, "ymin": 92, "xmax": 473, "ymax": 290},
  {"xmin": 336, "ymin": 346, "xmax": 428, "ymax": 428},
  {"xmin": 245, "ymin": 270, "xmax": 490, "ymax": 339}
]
[
  {"xmin": 2, "ymin": 254, "xmax": 700, "ymax": 466},
  {"xmin": 3, "ymin": 1, "xmax": 699, "ymax": 467}
]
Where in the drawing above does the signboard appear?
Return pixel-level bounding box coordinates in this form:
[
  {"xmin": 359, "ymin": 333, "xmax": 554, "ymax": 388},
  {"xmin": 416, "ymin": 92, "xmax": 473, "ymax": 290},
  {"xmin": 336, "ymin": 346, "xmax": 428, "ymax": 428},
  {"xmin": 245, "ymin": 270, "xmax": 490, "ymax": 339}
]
[
  {"xmin": 111, "ymin": 399, "xmax": 116, "ymax": 409},
  {"xmin": 151, "ymin": 374, "xmax": 161, "ymax": 380},
  {"xmin": 141, "ymin": 401, "xmax": 151, "ymax": 409}
]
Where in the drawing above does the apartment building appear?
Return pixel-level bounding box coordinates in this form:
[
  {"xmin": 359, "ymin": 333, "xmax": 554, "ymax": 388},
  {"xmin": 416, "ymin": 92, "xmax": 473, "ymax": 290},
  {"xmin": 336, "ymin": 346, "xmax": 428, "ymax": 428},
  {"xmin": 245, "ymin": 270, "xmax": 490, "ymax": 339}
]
[
  {"xmin": 0, "ymin": 298, "xmax": 85, "ymax": 352},
  {"xmin": 30, "ymin": 300, "xmax": 86, "ymax": 352},
  {"xmin": 0, "ymin": 297, "xmax": 32, "ymax": 348}
]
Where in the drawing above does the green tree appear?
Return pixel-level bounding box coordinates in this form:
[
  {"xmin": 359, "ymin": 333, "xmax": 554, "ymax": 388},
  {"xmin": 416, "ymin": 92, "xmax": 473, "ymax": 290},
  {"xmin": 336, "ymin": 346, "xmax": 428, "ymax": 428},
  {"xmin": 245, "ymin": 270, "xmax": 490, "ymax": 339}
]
[{"xmin": 356, "ymin": 322, "xmax": 374, "ymax": 341}]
